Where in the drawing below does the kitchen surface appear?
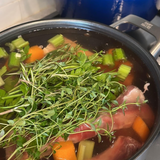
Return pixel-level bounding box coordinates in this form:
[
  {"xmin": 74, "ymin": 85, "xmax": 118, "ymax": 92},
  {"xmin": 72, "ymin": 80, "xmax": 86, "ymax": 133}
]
[{"xmin": 1, "ymin": 0, "xmax": 160, "ymax": 160}]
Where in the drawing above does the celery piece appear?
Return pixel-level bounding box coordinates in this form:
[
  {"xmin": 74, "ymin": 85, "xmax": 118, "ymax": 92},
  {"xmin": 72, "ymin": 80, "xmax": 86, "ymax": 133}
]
[
  {"xmin": 0, "ymin": 76, "xmax": 5, "ymax": 87},
  {"xmin": 77, "ymin": 144, "xmax": 86, "ymax": 160},
  {"xmin": 102, "ymin": 54, "xmax": 114, "ymax": 67},
  {"xmin": 8, "ymin": 52, "xmax": 21, "ymax": 68},
  {"xmin": 77, "ymin": 140, "xmax": 95, "ymax": 160},
  {"xmin": 5, "ymin": 43, "xmax": 16, "ymax": 52},
  {"xmin": 113, "ymin": 48, "xmax": 126, "ymax": 61},
  {"xmin": 0, "ymin": 66, "xmax": 7, "ymax": 76},
  {"xmin": 11, "ymin": 37, "xmax": 29, "ymax": 49},
  {"xmin": 48, "ymin": 34, "xmax": 64, "ymax": 47},
  {"xmin": 118, "ymin": 64, "xmax": 131, "ymax": 81},
  {"xmin": 0, "ymin": 47, "xmax": 8, "ymax": 59}
]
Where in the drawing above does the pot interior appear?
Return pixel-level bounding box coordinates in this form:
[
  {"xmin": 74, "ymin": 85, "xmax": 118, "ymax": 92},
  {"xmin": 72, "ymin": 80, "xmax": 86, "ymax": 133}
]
[{"xmin": 0, "ymin": 20, "xmax": 160, "ymax": 160}]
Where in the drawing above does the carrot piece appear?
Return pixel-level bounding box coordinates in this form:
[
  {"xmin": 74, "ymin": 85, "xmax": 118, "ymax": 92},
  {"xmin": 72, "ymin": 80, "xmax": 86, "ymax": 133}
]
[
  {"xmin": 106, "ymin": 48, "xmax": 114, "ymax": 54},
  {"xmin": 53, "ymin": 141, "xmax": 77, "ymax": 160},
  {"xmin": 123, "ymin": 60, "xmax": 133, "ymax": 67},
  {"xmin": 25, "ymin": 45, "xmax": 44, "ymax": 63},
  {"xmin": 132, "ymin": 116, "xmax": 150, "ymax": 142}
]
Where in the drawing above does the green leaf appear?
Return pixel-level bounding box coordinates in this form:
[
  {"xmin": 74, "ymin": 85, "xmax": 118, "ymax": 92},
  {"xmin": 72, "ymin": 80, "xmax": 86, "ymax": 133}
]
[
  {"xmin": 65, "ymin": 111, "xmax": 72, "ymax": 119},
  {"xmin": 24, "ymin": 45, "xmax": 30, "ymax": 55},
  {"xmin": 34, "ymin": 150, "xmax": 41, "ymax": 159},
  {"xmin": 28, "ymin": 96, "xmax": 34, "ymax": 104},
  {"xmin": 77, "ymin": 52, "xmax": 87, "ymax": 66},
  {"xmin": 90, "ymin": 123, "xmax": 96, "ymax": 131},
  {"xmin": 17, "ymin": 119, "xmax": 26, "ymax": 126},
  {"xmin": 7, "ymin": 120, "xmax": 14, "ymax": 125},
  {"xmin": 17, "ymin": 136, "xmax": 26, "ymax": 147},
  {"xmin": 111, "ymin": 100, "xmax": 118, "ymax": 105},
  {"xmin": 97, "ymin": 118, "xmax": 102, "ymax": 127},
  {"xmin": 97, "ymin": 133, "xmax": 102, "ymax": 143},
  {"xmin": 74, "ymin": 68, "xmax": 82, "ymax": 76},
  {"xmin": 61, "ymin": 90, "xmax": 65, "ymax": 97},
  {"xmin": 44, "ymin": 109, "xmax": 55, "ymax": 118},
  {"xmin": 20, "ymin": 83, "xmax": 29, "ymax": 94},
  {"xmin": 0, "ymin": 89, "xmax": 6, "ymax": 97}
]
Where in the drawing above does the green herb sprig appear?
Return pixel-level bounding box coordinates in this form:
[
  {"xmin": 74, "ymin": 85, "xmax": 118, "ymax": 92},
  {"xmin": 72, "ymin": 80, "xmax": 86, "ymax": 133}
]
[{"xmin": 0, "ymin": 44, "xmax": 141, "ymax": 160}]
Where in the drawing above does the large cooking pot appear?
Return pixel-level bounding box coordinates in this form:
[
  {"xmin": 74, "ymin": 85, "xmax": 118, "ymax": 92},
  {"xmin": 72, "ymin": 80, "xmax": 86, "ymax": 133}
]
[
  {"xmin": 0, "ymin": 15, "xmax": 160, "ymax": 160},
  {"xmin": 61, "ymin": 0, "xmax": 158, "ymax": 32}
]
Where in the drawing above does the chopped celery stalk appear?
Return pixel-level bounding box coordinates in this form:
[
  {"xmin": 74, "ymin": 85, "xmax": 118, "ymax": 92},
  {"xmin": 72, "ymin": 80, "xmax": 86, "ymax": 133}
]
[
  {"xmin": 102, "ymin": 54, "xmax": 114, "ymax": 66},
  {"xmin": 118, "ymin": 64, "xmax": 131, "ymax": 81},
  {"xmin": 11, "ymin": 37, "xmax": 29, "ymax": 49},
  {"xmin": 0, "ymin": 66, "xmax": 7, "ymax": 76},
  {"xmin": 0, "ymin": 47, "xmax": 8, "ymax": 59},
  {"xmin": 0, "ymin": 76, "xmax": 5, "ymax": 87},
  {"xmin": 5, "ymin": 43, "xmax": 16, "ymax": 52},
  {"xmin": 77, "ymin": 140, "xmax": 95, "ymax": 160},
  {"xmin": 8, "ymin": 52, "xmax": 21, "ymax": 68},
  {"xmin": 48, "ymin": 34, "xmax": 64, "ymax": 47},
  {"xmin": 113, "ymin": 48, "xmax": 126, "ymax": 61},
  {"xmin": 77, "ymin": 144, "xmax": 86, "ymax": 160}
]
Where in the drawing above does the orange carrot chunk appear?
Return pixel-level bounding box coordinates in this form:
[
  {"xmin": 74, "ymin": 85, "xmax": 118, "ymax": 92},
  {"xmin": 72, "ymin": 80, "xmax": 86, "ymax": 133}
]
[
  {"xmin": 132, "ymin": 116, "xmax": 150, "ymax": 142},
  {"xmin": 120, "ymin": 73, "xmax": 134, "ymax": 86},
  {"xmin": 25, "ymin": 45, "xmax": 44, "ymax": 63},
  {"xmin": 107, "ymin": 48, "xmax": 114, "ymax": 54},
  {"xmin": 53, "ymin": 141, "xmax": 77, "ymax": 160}
]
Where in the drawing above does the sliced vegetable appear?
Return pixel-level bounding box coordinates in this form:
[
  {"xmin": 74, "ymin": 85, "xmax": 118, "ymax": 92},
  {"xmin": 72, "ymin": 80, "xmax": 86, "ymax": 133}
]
[
  {"xmin": 77, "ymin": 140, "xmax": 95, "ymax": 160},
  {"xmin": 48, "ymin": 34, "xmax": 64, "ymax": 47},
  {"xmin": 8, "ymin": 52, "xmax": 21, "ymax": 68},
  {"xmin": 5, "ymin": 43, "xmax": 16, "ymax": 52},
  {"xmin": 25, "ymin": 45, "xmax": 44, "ymax": 63},
  {"xmin": 53, "ymin": 141, "xmax": 77, "ymax": 160},
  {"xmin": 0, "ymin": 47, "xmax": 8, "ymax": 59},
  {"xmin": 102, "ymin": 54, "xmax": 114, "ymax": 67},
  {"xmin": 0, "ymin": 66, "xmax": 7, "ymax": 76},
  {"xmin": 0, "ymin": 76, "xmax": 5, "ymax": 87},
  {"xmin": 118, "ymin": 64, "xmax": 131, "ymax": 81},
  {"xmin": 11, "ymin": 37, "xmax": 29, "ymax": 49},
  {"xmin": 113, "ymin": 48, "xmax": 126, "ymax": 61},
  {"xmin": 132, "ymin": 116, "xmax": 150, "ymax": 142}
]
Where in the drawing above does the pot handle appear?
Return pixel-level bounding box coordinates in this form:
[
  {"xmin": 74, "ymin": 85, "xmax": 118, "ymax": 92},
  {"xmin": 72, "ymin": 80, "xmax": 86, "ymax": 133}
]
[{"xmin": 110, "ymin": 14, "xmax": 160, "ymax": 59}]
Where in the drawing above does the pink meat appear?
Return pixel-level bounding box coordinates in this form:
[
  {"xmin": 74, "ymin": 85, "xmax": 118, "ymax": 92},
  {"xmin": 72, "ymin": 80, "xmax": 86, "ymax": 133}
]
[
  {"xmin": 114, "ymin": 85, "xmax": 145, "ymax": 105},
  {"xmin": 65, "ymin": 86, "xmax": 154, "ymax": 143},
  {"xmin": 91, "ymin": 136, "xmax": 142, "ymax": 160},
  {"xmin": 65, "ymin": 103, "xmax": 154, "ymax": 144}
]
